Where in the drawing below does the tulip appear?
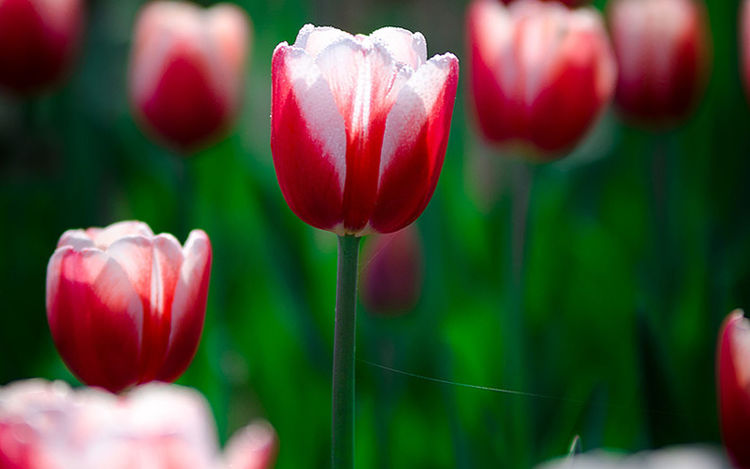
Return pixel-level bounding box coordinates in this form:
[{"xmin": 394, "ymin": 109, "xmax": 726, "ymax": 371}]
[
  {"xmin": 45, "ymin": 221, "xmax": 212, "ymax": 394},
  {"xmin": 717, "ymin": 310, "xmax": 750, "ymax": 468},
  {"xmin": 536, "ymin": 445, "xmax": 727, "ymax": 468},
  {"xmin": 271, "ymin": 24, "xmax": 459, "ymax": 235},
  {"xmin": 608, "ymin": 0, "xmax": 710, "ymax": 126},
  {"xmin": 129, "ymin": 1, "xmax": 250, "ymax": 153},
  {"xmin": 0, "ymin": 380, "xmax": 277, "ymax": 469},
  {"xmin": 0, "ymin": 0, "xmax": 83, "ymax": 94},
  {"xmin": 466, "ymin": 0, "xmax": 616, "ymax": 157},
  {"xmin": 741, "ymin": 0, "xmax": 750, "ymax": 101},
  {"xmin": 360, "ymin": 225, "xmax": 423, "ymax": 315},
  {"xmin": 499, "ymin": 0, "xmax": 590, "ymax": 6}
]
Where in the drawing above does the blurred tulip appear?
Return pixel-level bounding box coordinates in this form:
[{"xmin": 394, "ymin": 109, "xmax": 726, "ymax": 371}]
[
  {"xmin": 0, "ymin": 0, "xmax": 83, "ymax": 94},
  {"xmin": 717, "ymin": 310, "xmax": 750, "ymax": 468},
  {"xmin": 360, "ymin": 225, "xmax": 423, "ymax": 315},
  {"xmin": 499, "ymin": 0, "xmax": 590, "ymax": 6},
  {"xmin": 742, "ymin": 0, "xmax": 750, "ymax": 101},
  {"xmin": 271, "ymin": 25, "xmax": 459, "ymax": 235},
  {"xmin": 129, "ymin": 1, "xmax": 250, "ymax": 153},
  {"xmin": 224, "ymin": 420, "xmax": 278, "ymax": 469},
  {"xmin": 466, "ymin": 0, "xmax": 616, "ymax": 158},
  {"xmin": 536, "ymin": 445, "xmax": 728, "ymax": 468},
  {"xmin": 0, "ymin": 380, "xmax": 277, "ymax": 469},
  {"xmin": 45, "ymin": 221, "xmax": 212, "ymax": 393},
  {"xmin": 608, "ymin": 0, "xmax": 710, "ymax": 126}
]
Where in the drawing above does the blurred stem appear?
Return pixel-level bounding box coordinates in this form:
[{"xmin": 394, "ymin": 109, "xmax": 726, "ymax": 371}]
[
  {"xmin": 506, "ymin": 160, "xmax": 533, "ymax": 465},
  {"xmin": 176, "ymin": 157, "xmax": 194, "ymax": 239},
  {"xmin": 333, "ymin": 235, "xmax": 361, "ymax": 469}
]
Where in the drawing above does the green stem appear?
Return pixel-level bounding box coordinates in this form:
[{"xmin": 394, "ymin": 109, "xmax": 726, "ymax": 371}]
[{"xmin": 332, "ymin": 234, "xmax": 361, "ymax": 469}]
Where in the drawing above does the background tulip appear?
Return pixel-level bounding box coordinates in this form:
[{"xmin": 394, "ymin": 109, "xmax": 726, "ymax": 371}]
[
  {"xmin": 45, "ymin": 221, "xmax": 212, "ymax": 394},
  {"xmin": 608, "ymin": 0, "xmax": 710, "ymax": 126},
  {"xmin": 360, "ymin": 225, "xmax": 423, "ymax": 315},
  {"xmin": 129, "ymin": 1, "xmax": 250, "ymax": 153},
  {"xmin": 742, "ymin": 0, "xmax": 750, "ymax": 102},
  {"xmin": 0, "ymin": 380, "xmax": 277, "ymax": 469},
  {"xmin": 0, "ymin": 0, "xmax": 83, "ymax": 94},
  {"xmin": 717, "ymin": 310, "xmax": 750, "ymax": 468},
  {"xmin": 466, "ymin": 0, "xmax": 616, "ymax": 157},
  {"xmin": 271, "ymin": 25, "xmax": 459, "ymax": 235},
  {"xmin": 499, "ymin": 0, "xmax": 590, "ymax": 6}
]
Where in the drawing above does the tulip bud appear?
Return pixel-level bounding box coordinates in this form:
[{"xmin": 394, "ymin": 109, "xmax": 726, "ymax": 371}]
[
  {"xmin": 129, "ymin": 1, "xmax": 250, "ymax": 153},
  {"xmin": 0, "ymin": 0, "xmax": 83, "ymax": 94},
  {"xmin": 360, "ymin": 226, "xmax": 423, "ymax": 315},
  {"xmin": 45, "ymin": 221, "xmax": 212, "ymax": 394},
  {"xmin": 466, "ymin": 0, "xmax": 616, "ymax": 158},
  {"xmin": 608, "ymin": 0, "xmax": 710, "ymax": 126},
  {"xmin": 717, "ymin": 310, "xmax": 750, "ymax": 468},
  {"xmin": 271, "ymin": 25, "xmax": 459, "ymax": 235}
]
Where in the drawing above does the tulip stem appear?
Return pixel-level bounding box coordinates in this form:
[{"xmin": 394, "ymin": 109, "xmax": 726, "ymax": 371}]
[{"xmin": 332, "ymin": 234, "xmax": 361, "ymax": 469}]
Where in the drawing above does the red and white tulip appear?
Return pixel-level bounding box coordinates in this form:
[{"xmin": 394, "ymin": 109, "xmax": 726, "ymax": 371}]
[
  {"xmin": 717, "ymin": 310, "xmax": 750, "ymax": 468},
  {"xmin": 0, "ymin": 0, "xmax": 83, "ymax": 94},
  {"xmin": 608, "ymin": 0, "xmax": 710, "ymax": 125},
  {"xmin": 466, "ymin": 0, "xmax": 616, "ymax": 157},
  {"xmin": 271, "ymin": 25, "xmax": 459, "ymax": 235},
  {"xmin": 0, "ymin": 380, "xmax": 277, "ymax": 469},
  {"xmin": 129, "ymin": 1, "xmax": 250, "ymax": 153},
  {"xmin": 45, "ymin": 221, "xmax": 212, "ymax": 394}
]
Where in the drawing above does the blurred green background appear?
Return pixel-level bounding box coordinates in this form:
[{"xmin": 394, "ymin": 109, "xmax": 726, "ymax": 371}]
[{"xmin": 1, "ymin": 0, "xmax": 749, "ymax": 467}]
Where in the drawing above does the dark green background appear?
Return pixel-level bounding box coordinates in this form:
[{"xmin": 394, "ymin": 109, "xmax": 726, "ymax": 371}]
[{"xmin": 0, "ymin": 0, "xmax": 747, "ymax": 467}]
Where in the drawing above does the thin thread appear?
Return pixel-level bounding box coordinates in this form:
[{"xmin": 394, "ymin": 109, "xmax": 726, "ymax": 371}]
[{"xmin": 359, "ymin": 359, "xmax": 682, "ymax": 418}]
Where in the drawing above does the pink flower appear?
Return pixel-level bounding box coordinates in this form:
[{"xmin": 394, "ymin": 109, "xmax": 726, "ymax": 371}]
[
  {"xmin": 499, "ymin": 0, "xmax": 590, "ymax": 6},
  {"xmin": 466, "ymin": 0, "xmax": 616, "ymax": 157},
  {"xmin": 45, "ymin": 221, "xmax": 212, "ymax": 393},
  {"xmin": 129, "ymin": 1, "xmax": 251, "ymax": 153},
  {"xmin": 271, "ymin": 25, "xmax": 459, "ymax": 235},
  {"xmin": 0, "ymin": 0, "xmax": 83, "ymax": 94},
  {"xmin": 360, "ymin": 225, "xmax": 423, "ymax": 315},
  {"xmin": 717, "ymin": 310, "xmax": 750, "ymax": 468},
  {"xmin": 0, "ymin": 380, "xmax": 277, "ymax": 469},
  {"xmin": 607, "ymin": 0, "xmax": 710, "ymax": 126}
]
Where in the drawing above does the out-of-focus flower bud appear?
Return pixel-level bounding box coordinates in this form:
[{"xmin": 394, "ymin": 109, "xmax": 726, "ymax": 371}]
[
  {"xmin": 466, "ymin": 0, "xmax": 616, "ymax": 158},
  {"xmin": 271, "ymin": 24, "xmax": 459, "ymax": 235},
  {"xmin": 717, "ymin": 310, "xmax": 750, "ymax": 469},
  {"xmin": 129, "ymin": 1, "xmax": 250, "ymax": 153},
  {"xmin": 360, "ymin": 226, "xmax": 423, "ymax": 315},
  {"xmin": 224, "ymin": 420, "xmax": 278, "ymax": 469},
  {"xmin": 46, "ymin": 221, "xmax": 212, "ymax": 394},
  {"xmin": 608, "ymin": 0, "xmax": 710, "ymax": 126},
  {"xmin": 0, "ymin": 0, "xmax": 83, "ymax": 94}
]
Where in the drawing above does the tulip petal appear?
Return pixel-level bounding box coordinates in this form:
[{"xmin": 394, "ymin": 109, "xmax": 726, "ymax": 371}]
[
  {"xmin": 46, "ymin": 247, "xmax": 143, "ymax": 393},
  {"xmin": 156, "ymin": 230, "xmax": 211, "ymax": 382},
  {"xmin": 270, "ymin": 43, "xmax": 346, "ymax": 230},
  {"xmin": 205, "ymin": 4, "xmax": 250, "ymax": 111},
  {"xmin": 86, "ymin": 221, "xmax": 154, "ymax": 249},
  {"xmin": 370, "ymin": 27, "xmax": 427, "ymax": 69},
  {"xmin": 106, "ymin": 234, "xmax": 184, "ymax": 382},
  {"xmin": 57, "ymin": 229, "xmax": 95, "ymax": 250},
  {"xmin": 294, "ymin": 24, "xmax": 352, "ymax": 57},
  {"xmin": 370, "ymin": 53, "xmax": 458, "ymax": 233},
  {"xmin": 314, "ymin": 37, "xmax": 410, "ymax": 231}
]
